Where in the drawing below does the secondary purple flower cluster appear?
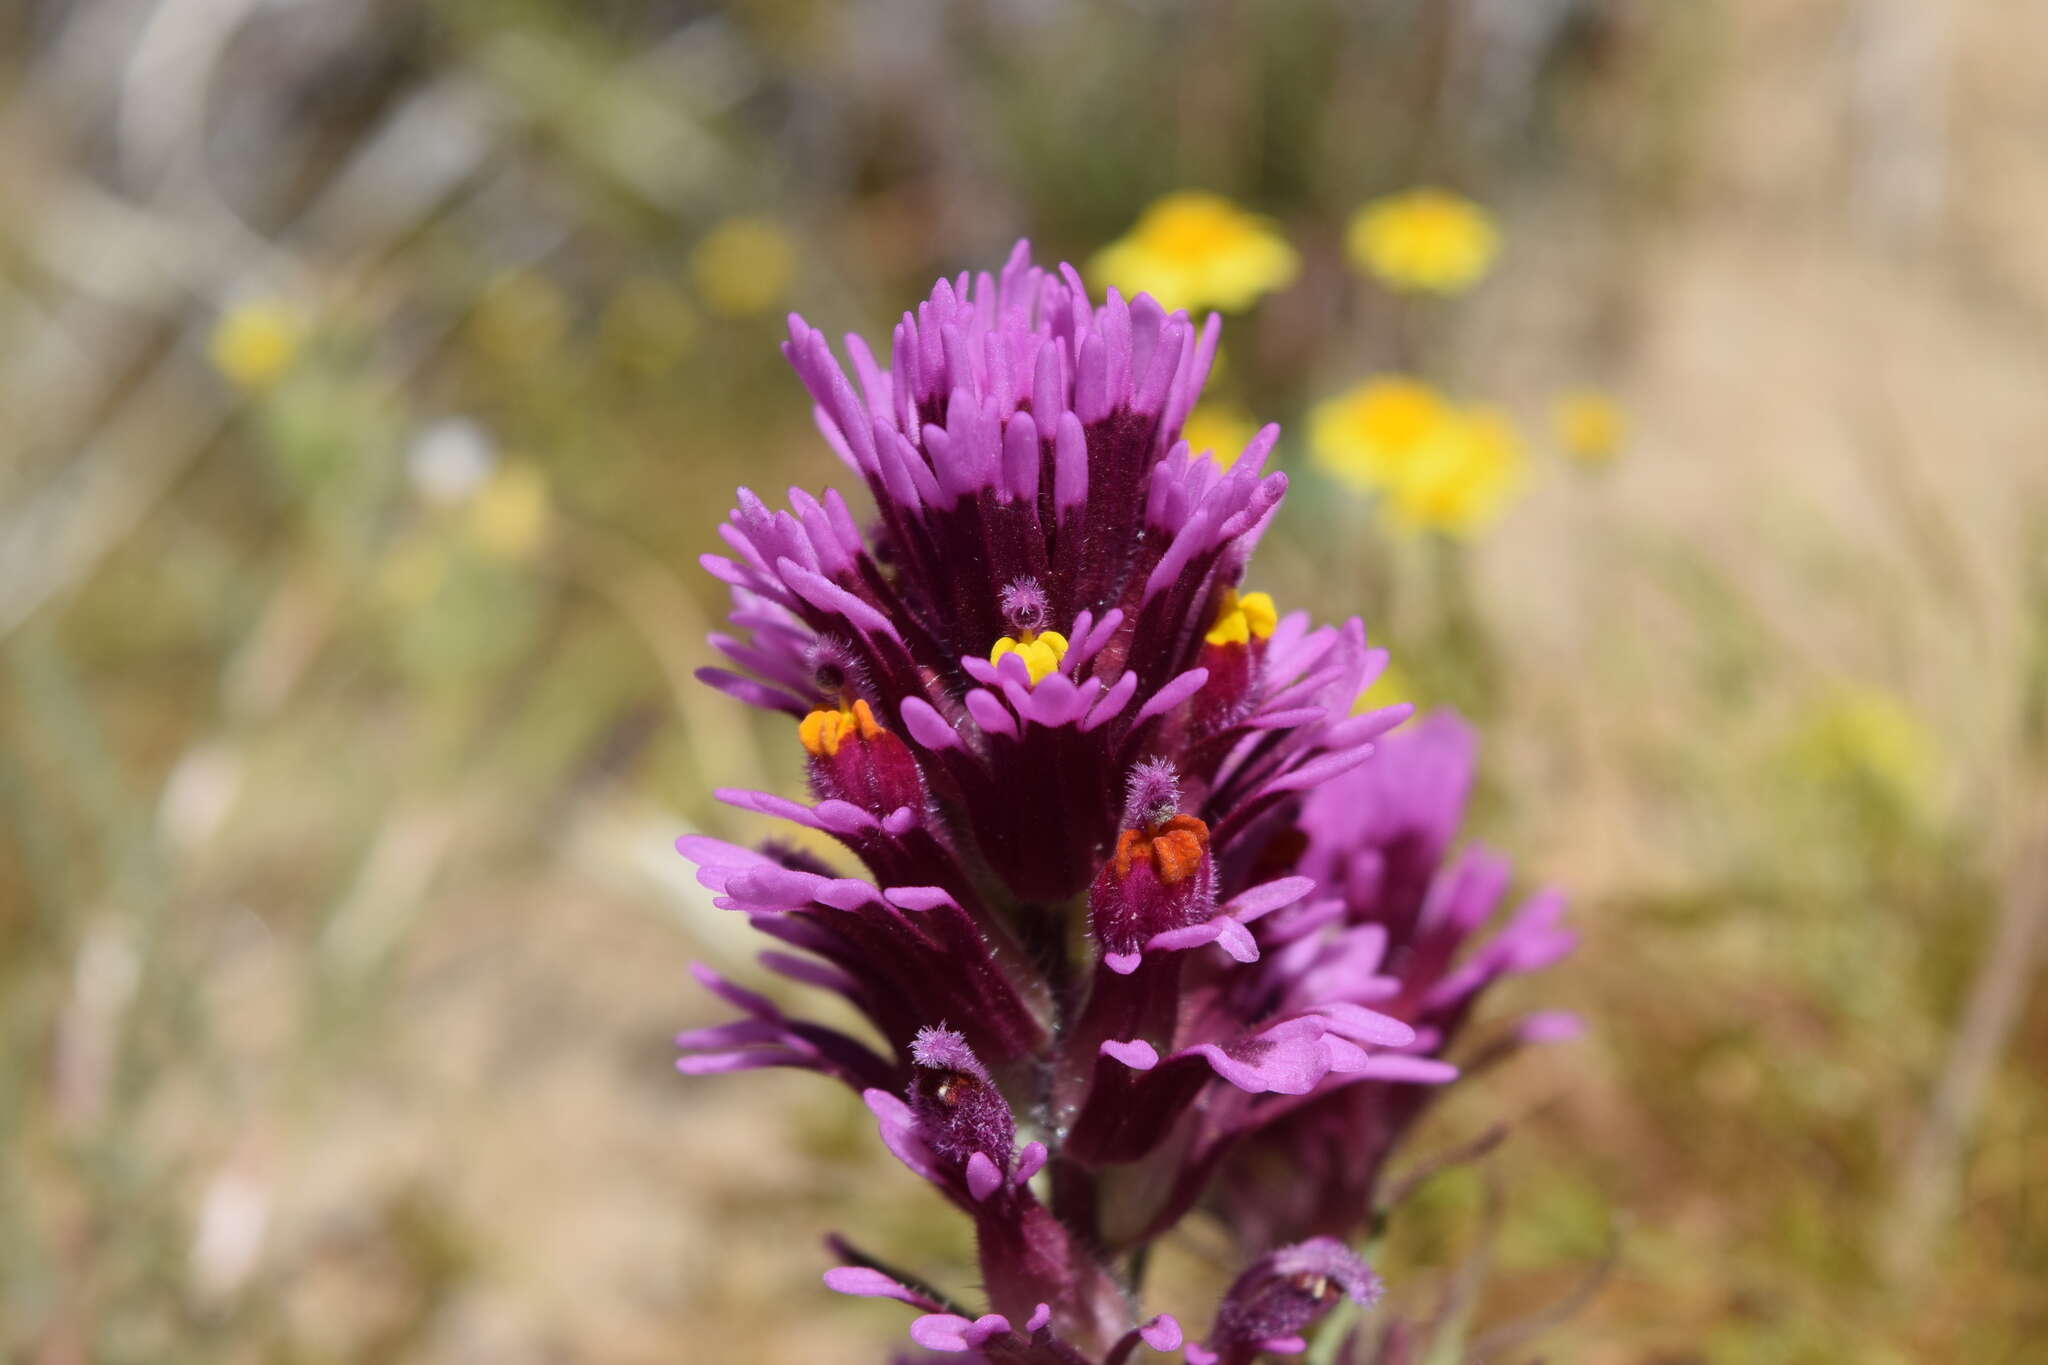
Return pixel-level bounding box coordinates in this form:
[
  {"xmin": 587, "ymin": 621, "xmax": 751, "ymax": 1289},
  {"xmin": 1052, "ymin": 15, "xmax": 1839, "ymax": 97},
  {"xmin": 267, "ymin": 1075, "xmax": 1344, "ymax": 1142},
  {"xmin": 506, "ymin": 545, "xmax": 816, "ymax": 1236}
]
[{"xmin": 677, "ymin": 243, "xmax": 1574, "ymax": 1362}]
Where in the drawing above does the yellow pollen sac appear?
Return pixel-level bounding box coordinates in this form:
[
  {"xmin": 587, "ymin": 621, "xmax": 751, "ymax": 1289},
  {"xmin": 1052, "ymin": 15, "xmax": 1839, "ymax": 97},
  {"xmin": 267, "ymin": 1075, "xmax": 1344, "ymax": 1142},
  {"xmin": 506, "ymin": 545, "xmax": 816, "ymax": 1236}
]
[
  {"xmin": 990, "ymin": 629, "xmax": 1069, "ymax": 684},
  {"xmin": 1204, "ymin": 589, "xmax": 1278, "ymax": 648},
  {"xmin": 798, "ymin": 699, "xmax": 884, "ymax": 758}
]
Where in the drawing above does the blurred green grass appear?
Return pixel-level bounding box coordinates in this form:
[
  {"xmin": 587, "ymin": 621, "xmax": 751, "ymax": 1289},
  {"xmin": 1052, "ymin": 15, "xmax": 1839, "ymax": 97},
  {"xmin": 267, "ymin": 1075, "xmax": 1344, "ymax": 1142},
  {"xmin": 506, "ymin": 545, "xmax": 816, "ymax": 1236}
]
[{"xmin": 3, "ymin": 1, "xmax": 2046, "ymax": 1361}]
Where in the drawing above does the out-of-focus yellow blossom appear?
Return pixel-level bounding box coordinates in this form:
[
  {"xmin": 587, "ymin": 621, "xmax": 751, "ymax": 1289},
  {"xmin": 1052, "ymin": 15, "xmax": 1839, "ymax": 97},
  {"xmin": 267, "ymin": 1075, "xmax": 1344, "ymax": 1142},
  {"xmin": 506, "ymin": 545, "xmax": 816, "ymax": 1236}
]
[
  {"xmin": 1790, "ymin": 687, "xmax": 1937, "ymax": 817},
  {"xmin": 210, "ymin": 301, "xmax": 305, "ymax": 390},
  {"xmin": 467, "ymin": 463, "xmax": 551, "ymax": 560},
  {"xmin": 692, "ymin": 217, "xmax": 798, "ymax": 318},
  {"xmin": 473, "ymin": 271, "xmax": 569, "ymax": 366},
  {"xmin": 1309, "ymin": 376, "xmax": 1448, "ymax": 493},
  {"xmin": 1552, "ymin": 390, "xmax": 1627, "ymax": 464},
  {"xmin": 378, "ymin": 539, "xmax": 449, "ymax": 607},
  {"xmin": 1380, "ymin": 407, "xmax": 1525, "ymax": 538},
  {"xmin": 1180, "ymin": 403, "xmax": 1260, "ymax": 468},
  {"xmin": 599, "ymin": 277, "xmax": 699, "ymax": 374},
  {"xmin": 1090, "ymin": 191, "xmax": 1299, "ymax": 313},
  {"xmin": 1353, "ymin": 659, "xmax": 1416, "ymax": 714},
  {"xmin": 1345, "ymin": 188, "xmax": 1500, "ymax": 295}
]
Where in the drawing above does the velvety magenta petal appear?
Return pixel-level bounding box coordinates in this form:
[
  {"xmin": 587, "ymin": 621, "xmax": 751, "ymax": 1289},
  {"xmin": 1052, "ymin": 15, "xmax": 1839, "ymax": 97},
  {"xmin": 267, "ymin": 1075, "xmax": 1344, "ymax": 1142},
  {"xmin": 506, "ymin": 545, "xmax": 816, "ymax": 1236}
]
[
  {"xmin": 966, "ymin": 1151, "xmax": 1003, "ymax": 1202},
  {"xmin": 1134, "ymin": 668, "xmax": 1210, "ymax": 723},
  {"xmin": 1141, "ymin": 1314, "xmax": 1183, "ymax": 1348},
  {"xmin": 1222, "ymin": 876, "xmax": 1317, "ymax": 921},
  {"xmin": 1307, "ymin": 1002, "xmax": 1416, "ymax": 1049},
  {"xmin": 1213, "ymin": 918, "xmax": 1259, "ymax": 962},
  {"xmin": 686, "ymin": 961, "xmax": 781, "ymax": 1019},
  {"xmin": 965, "ymin": 688, "xmax": 1020, "ymax": 738},
  {"xmin": 898, "ymin": 698, "xmax": 963, "ymax": 751},
  {"xmin": 884, "ymin": 886, "xmax": 957, "ymax": 912},
  {"xmin": 822, "ymin": 1266, "xmax": 941, "ymax": 1310},
  {"xmin": 1099, "ymin": 1038, "xmax": 1159, "ymax": 1070},
  {"xmin": 1013, "ymin": 1141, "xmax": 1048, "ymax": 1184},
  {"xmin": 1081, "ymin": 670, "xmax": 1139, "ymax": 731},
  {"xmin": 1143, "ymin": 920, "xmax": 1222, "ymax": 953},
  {"xmin": 673, "ymin": 1048, "xmax": 808, "ymax": 1075},
  {"xmin": 909, "ymin": 1312, "xmax": 1011, "ymax": 1351},
  {"xmin": 865, "ymin": 1089, "xmax": 944, "ymax": 1184}
]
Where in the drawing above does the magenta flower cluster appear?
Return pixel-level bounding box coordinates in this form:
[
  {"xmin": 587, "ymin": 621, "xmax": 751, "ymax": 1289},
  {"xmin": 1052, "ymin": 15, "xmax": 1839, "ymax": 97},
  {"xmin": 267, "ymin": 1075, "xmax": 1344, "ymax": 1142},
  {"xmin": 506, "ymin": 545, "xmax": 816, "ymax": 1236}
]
[{"xmin": 677, "ymin": 243, "xmax": 1575, "ymax": 1362}]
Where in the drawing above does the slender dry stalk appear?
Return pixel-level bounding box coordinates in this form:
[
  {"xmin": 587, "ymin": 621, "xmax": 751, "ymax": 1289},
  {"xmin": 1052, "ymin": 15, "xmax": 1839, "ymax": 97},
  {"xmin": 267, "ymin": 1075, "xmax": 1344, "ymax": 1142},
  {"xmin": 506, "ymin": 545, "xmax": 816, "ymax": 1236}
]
[{"xmin": 1882, "ymin": 792, "xmax": 2048, "ymax": 1283}]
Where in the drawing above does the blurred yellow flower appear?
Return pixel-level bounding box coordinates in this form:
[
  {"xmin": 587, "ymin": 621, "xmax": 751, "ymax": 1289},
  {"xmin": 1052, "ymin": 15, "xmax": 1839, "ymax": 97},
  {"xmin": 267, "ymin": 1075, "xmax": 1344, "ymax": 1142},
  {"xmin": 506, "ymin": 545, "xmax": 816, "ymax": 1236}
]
[
  {"xmin": 474, "ymin": 271, "xmax": 569, "ymax": 366},
  {"xmin": 599, "ymin": 277, "xmax": 699, "ymax": 375},
  {"xmin": 1180, "ymin": 403, "xmax": 1260, "ymax": 468},
  {"xmin": 467, "ymin": 463, "xmax": 552, "ymax": 560},
  {"xmin": 1346, "ymin": 188, "xmax": 1499, "ymax": 295},
  {"xmin": 1552, "ymin": 389, "xmax": 1627, "ymax": 464},
  {"xmin": 1791, "ymin": 686, "xmax": 1937, "ymax": 816},
  {"xmin": 1313, "ymin": 377, "xmax": 1524, "ymax": 536},
  {"xmin": 210, "ymin": 301, "xmax": 305, "ymax": 390},
  {"xmin": 1309, "ymin": 376, "xmax": 1448, "ymax": 493},
  {"xmin": 1353, "ymin": 659, "xmax": 1415, "ymax": 714},
  {"xmin": 1090, "ymin": 191, "xmax": 1299, "ymax": 313},
  {"xmin": 692, "ymin": 217, "xmax": 798, "ymax": 319},
  {"xmin": 1381, "ymin": 407, "xmax": 1525, "ymax": 537}
]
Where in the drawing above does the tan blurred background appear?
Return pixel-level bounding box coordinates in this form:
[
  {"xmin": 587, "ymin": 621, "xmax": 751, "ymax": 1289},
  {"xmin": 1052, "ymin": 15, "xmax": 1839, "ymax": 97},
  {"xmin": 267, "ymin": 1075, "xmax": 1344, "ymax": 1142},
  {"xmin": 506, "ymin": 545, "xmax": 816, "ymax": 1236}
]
[{"xmin": 2, "ymin": 1, "xmax": 2044, "ymax": 1361}]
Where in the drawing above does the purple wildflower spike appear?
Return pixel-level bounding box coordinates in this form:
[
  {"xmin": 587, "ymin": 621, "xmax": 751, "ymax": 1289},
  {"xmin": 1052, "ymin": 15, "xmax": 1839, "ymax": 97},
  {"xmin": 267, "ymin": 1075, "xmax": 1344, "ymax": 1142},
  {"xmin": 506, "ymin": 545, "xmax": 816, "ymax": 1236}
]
[
  {"xmin": 674, "ymin": 246, "xmax": 1572, "ymax": 1361},
  {"xmin": 1215, "ymin": 712, "xmax": 1577, "ymax": 1249}
]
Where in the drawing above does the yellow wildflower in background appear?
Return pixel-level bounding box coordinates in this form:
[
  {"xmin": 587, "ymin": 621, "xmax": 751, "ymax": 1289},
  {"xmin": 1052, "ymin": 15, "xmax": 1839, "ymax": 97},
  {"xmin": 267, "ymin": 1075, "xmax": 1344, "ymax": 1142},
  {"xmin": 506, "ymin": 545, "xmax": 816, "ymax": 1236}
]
[
  {"xmin": 1353, "ymin": 659, "xmax": 1416, "ymax": 714},
  {"xmin": 1346, "ymin": 188, "xmax": 1499, "ymax": 295},
  {"xmin": 599, "ymin": 277, "xmax": 699, "ymax": 375},
  {"xmin": 692, "ymin": 217, "xmax": 798, "ymax": 319},
  {"xmin": 1090, "ymin": 191, "xmax": 1299, "ymax": 313},
  {"xmin": 473, "ymin": 271, "xmax": 569, "ymax": 366},
  {"xmin": 1380, "ymin": 407, "xmax": 1525, "ymax": 537},
  {"xmin": 1790, "ymin": 686, "xmax": 1938, "ymax": 819},
  {"xmin": 210, "ymin": 300, "xmax": 305, "ymax": 390},
  {"xmin": 1309, "ymin": 376, "xmax": 1447, "ymax": 493},
  {"xmin": 467, "ymin": 463, "xmax": 552, "ymax": 560},
  {"xmin": 1180, "ymin": 403, "xmax": 1260, "ymax": 468},
  {"xmin": 1552, "ymin": 390, "xmax": 1627, "ymax": 464}
]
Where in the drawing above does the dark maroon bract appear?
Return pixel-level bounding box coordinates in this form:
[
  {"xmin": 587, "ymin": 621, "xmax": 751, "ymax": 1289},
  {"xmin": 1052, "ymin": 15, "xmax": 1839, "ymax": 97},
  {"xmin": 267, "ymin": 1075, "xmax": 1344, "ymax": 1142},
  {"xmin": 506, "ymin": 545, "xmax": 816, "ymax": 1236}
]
[{"xmin": 675, "ymin": 243, "xmax": 1574, "ymax": 1361}]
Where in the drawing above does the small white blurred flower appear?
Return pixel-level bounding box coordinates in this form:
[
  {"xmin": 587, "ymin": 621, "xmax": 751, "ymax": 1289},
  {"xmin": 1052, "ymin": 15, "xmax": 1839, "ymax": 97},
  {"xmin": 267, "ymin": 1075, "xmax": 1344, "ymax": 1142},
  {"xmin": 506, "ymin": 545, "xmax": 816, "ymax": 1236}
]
[
  {"xmin": 190, "ymin": 1165, "xmax": 270, "ymax": 1306},
  {"xmin": 158, "ymin": 742, "xmax": 243, "ymax": 852},
  {"xmin": 407, "ymin": 417, "xmax": 497, "ymax": 505}
]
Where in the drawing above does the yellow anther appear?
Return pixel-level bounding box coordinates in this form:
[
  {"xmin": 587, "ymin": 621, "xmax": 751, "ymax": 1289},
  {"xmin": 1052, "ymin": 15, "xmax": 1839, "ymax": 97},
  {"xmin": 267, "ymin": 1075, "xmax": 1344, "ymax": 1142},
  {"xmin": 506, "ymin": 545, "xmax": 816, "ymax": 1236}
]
[
  {"xmin": 1239, "ymin": 591, "xmax": 1277, "ymax": 637},
  {"xmin": 990, "ymin": 629, "xmax": 1069, "ymax": 684},
  {"xmin": 1204, "ymin": 589, "xmax": 1278, "ymax": 648},
  {"xmin": 799, "ymin": 699, "xmax": 883, "ymax": 758}
]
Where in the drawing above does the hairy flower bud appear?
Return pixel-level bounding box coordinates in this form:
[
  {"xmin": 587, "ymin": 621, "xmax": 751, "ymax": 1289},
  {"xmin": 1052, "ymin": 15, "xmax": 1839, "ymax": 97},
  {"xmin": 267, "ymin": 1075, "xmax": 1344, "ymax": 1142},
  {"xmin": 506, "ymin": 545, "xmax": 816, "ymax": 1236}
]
[
  {"xmin": 798, "ymin": 698, "xmax": 926, "ymax": 816},
  {"xmin": 1090, "ymin": 762, "xmax": 1216, "ymax": 972}
]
